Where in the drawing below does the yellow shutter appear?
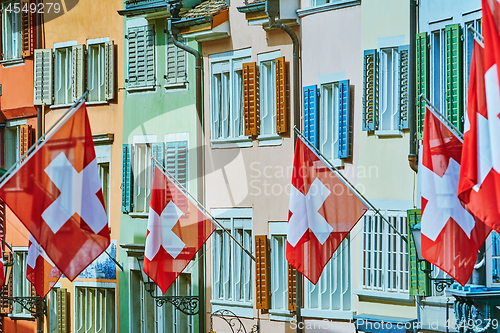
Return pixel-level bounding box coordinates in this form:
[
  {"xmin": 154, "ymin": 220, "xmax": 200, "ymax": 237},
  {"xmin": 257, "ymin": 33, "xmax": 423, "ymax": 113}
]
[
  {"xmin": 275, "ymin": 56, "xmax": 288, "ymax": 134},
  {"xmin": 243, "ymin": 62, "xmax": 259, "ymax": 136},
  {"xmin": 20, "ymin": 0, "xmax": 33, "ymax": 57},
  {"xmin": 288, "ymin": 264, "xmax": 296, "ymax": 311},
  {"xmin": 255, "ymin": 235, "xmax": 270, "ymax": 310}
]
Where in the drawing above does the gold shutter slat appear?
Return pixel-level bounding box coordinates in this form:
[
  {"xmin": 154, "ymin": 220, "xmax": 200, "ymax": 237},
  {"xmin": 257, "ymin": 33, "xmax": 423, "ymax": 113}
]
[
  {"xmin": 243, "ymin": 62, "xmax": 259, "ymax": 136},
  {"xmin": 288, "ymin": 263, "xmax": 296, "ymax": 311},
  {"xmin": 255, "ymin": 235, "xmax": 270, "ymax": 310},
  {"xmin": 275, "ymin": 56, "xmax": 288, "ymax": 134}
]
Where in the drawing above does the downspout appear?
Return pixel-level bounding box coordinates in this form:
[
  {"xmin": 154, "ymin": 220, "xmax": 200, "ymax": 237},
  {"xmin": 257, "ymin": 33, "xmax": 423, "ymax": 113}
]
[
  {"xmin": 167, "ymin": 19, "xmax": 206, "ymax": 333},
  {"xmin": 408, "ymin": 0, "xmax": 418, "ymax": 173}
]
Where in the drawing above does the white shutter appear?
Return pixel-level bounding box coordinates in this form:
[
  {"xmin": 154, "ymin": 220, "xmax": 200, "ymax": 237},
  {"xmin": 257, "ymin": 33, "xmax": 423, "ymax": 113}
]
[
  {"xmin": 165, "ymin": 33, "xmax": 186, "ymax": 86},
  {"xmin": 71, "ymin": 44, "xmax": 86, "ymax": 102},
  {"xmin": 34, "ymin": 49, "xmax": 53, "ymax": 105},
  {"xmin": 105, "ymin": 41, "xmax": 114, "ymax": 100}
]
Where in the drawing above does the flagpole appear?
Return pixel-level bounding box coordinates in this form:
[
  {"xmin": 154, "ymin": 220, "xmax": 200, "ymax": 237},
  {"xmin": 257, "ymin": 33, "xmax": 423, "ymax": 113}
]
[
  {"xmin": 151, "ymin": 157, "xmax": 256, "ymax": 262},
  {"xmin": 0, "ymin": 91, "xmax": 89, "ymax": 187},
  {"xmin": 419, "ymin": 94, "xmax": 464, "ymax": 142},
  {"xmin": 293, "ymin": 127, "xmax": 409, "ymax": 244},
  {"xmin": 468, "ymin": 24, "xmax": 484, "ymax": 44}
]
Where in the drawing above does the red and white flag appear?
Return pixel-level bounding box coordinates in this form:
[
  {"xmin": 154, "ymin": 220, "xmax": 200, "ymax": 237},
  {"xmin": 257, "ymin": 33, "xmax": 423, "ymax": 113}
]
[
  {"xmin": 286, "ymin": 136, "xmax": 367, "ymax": 284},
  {"xmin": 144, "ymin": 165, "xmax": 216, "ymax": 294},
  {"xmin": 421, "ymin": 107, "xmax": 490, "ymax": 286},
  {"xmin": 0, "ymin": 101, "xmax": 110, "ymax": 280},
  {"xmin": 27, "ymin": 234, "xmax": 62, "ymax": 298},
  {"xmin": 457, "ymin": 0, "xmax": 500, "ymax": 233}
]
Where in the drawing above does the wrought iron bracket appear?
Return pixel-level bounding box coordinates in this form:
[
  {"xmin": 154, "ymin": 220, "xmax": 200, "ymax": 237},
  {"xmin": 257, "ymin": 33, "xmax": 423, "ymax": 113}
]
[
  {"xmin": 210, "ymin": 309, "xmax": 259, "ymax": 333},
  {"xmin": 146, "ymin": 291, "xmax": 199, "ymax": 316},
  {"xmin": 4, "ymin": 296, "xmax": 46, "ymax": 316},
  {"xmin": 429, "ymin": 277, "xmax": 454, "ymax": 293}
]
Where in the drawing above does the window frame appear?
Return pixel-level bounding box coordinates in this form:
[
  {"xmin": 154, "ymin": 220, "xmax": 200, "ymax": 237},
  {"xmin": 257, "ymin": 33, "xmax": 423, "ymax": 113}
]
[
  {"xmin": 53, "ymin": 41, "xmax": 77, "ymax": 106},
  {"xmin": 1, "ymin": 0, "xmax": 22, "ymax": 61},
  {"xmin": 11, "ymin": 248, "xmax": 31, "ymax": 317},
  {"xmin": 73, "ymin": 282, "xmax": 116, "ymax": 333},
  {"xmin": 319, "ymin": 81, "xmax": 343, "ymax": 167},
  {"xmin": 486, "ymin": 232, "xmax": 500, "ymax": 288},
  {"xmin": 87, "ymin": 37, "xmax": 110, "ymax": 103},
  {"xmin": 378, "ymin": 47, "xmax": 400, "ymax": 132}
]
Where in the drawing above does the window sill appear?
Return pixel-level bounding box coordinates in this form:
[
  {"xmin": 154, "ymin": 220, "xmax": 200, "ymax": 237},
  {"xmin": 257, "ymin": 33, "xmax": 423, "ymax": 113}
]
[
  {"xmin": 257, "ymin": 134, "xmax": 282, "ymax": 147},
  {"xmin": 269, "ymin": 309, "xmax": 294, "ymax": 322},
  {"xmin": 374, "ymin": 130, "xmax": 404, "ymax": 138},
  {"xmin": 354, "ymin": 289, "xmax": 412, "ymax": 303},
  {"xmin": 211, "ymin": 137, "xmax": 253, "ymax": 149},
  {"xmin": 0, "ymin": 58, "xmax": 25, "ymax": 67},
  {"xmin": 296, "ymin": 0, "xmax": 361, "ymax": 18},
  {"xmin": 50, "ymin": 103, "xmax": 74, "ymax": 109},
  {"xmin": 164, "ymin": 82, "xmax": 188, "ymax": 90},
  {"xmin": 8, "ymin": 313, "xmax": 34, "ymax": 320},
  {"xmin": 86, "ymin": 101, "xmax": 110, "ymax": 106},
  {"xmin": 126, "ymin": 85, "xmax": 156, "ymax": 92},
  {"xmin": 210, "ymin": 300, "xmax": 253, "ymax": 318},
  {"xmin": 128, "ymin": 212, "xmax": 149, "ymax": 218},
  {"xmin": 300, "ymin": 309, "xmax": 353, "ymax": 320}
]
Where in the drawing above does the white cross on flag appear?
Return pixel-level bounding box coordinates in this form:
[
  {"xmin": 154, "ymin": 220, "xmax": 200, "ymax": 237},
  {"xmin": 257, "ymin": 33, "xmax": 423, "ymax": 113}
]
[
  {"xmin": 27, "ymin": 234, "xmax": 62, "ymax": 298},
  {"xmin": 421, "ymin": 107, "xmax": 490, "ymax": 286},
  {"xmin": 287, "ymin": 136, "xmax": 367, "ymax": 284},
  {"xmin": 0, "ymin": 101, "xmax": 110, "ymax": 280},
  {"xmin": 144, "ymin": 164, "xmax": 216, "ymax": 294}
]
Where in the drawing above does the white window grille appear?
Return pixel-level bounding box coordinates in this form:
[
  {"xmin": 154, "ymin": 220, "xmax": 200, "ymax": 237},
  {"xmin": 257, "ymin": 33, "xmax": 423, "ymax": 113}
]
[
  {"xmin": 75, "ymin": 286, "xmax": 115, "ymax": 333},
  {"xmin": 1, "ymin": 1, "xmax": 22, "ymax": 60},
  {"xmin": 319, "ymin": 82, "xmax": 341, "ymax": 164},
  {"xmin": 259, "ymin": 60, "xmax": 277, "ymax": 137}
]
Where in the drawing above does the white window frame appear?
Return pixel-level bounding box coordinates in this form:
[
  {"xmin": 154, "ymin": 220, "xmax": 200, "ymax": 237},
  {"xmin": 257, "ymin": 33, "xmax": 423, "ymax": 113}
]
[
  {"xmin": 486, "ymin": 232, "xmax": 500, "ymax": 288},
  {"xmin": 319, "ymin": 81, "xmax": 343, "ymax": 167},
  {"xmin": 87, "ymin": 37, "xmax": 110, "ymax": 103},
  {"xmin": 11, "ymin": 248, "xmax": 31, "ymax": 317},
  {"xmin": 131, "ymin": 135, "xmax": 156, "ymax": 214},
  {"xmin": 1, "ymin": 0, "xmax": 22, "ymax": 61},
  {"xmin": 463, "ymin": 18, "xmax": 482, "ymax": 112},
  {"xmin": 157, "ymin": 274, "xmax": 194, "ymax": 333},
  {"xmin": 359, "ymin": 210, "xmax": 409, "ymax": 298},
  {"xmin": 209, "ymin": 49, "xmax": 251, "ymax": 146},
  {"xmin": 257, "ymin": 51, "xmax": 281, "ymax": 144},
  {"xmin": 74, "ymin": 282, "xmax": 116, "ymax": 333},
  {"xmin": 378, "ymin": 47, "xmax": 400, "ymax": 132},
  {"xmin": 53, "ymin": 41, "xmax": 77, "ymax": 106},
  {"xmin": 211, "ymin": 208, "xmax": 253, "ymax": 318},
  {"xmin": 430, "ymin": 28, "xmax": 446, "ymax": 118}
]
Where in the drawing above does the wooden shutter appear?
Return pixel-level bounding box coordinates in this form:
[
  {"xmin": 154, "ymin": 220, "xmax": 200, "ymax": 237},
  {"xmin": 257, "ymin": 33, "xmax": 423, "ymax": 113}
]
[
  {"xmin": 243, "ymin": 62, "xmax": 258, "ymax": 136},
  {"xmin": 105, "ymin": 41, "xmax": 114, "ymax": 101},
  {"xmin": 255, "ymin": 235, "xmax": 270, "ymax": 310},
  {"xmin": 165, "ymin": 33, "xmax": 187, "ymax": 86},
  {"xmin": 72, "ymin": 44, "xmax": 86, "ymax": 102},
  {"xmin": 0, "ymin": 199, "xmax": 5, "ymax": 248},
  {"xmin": 399, "ymin": 44, "xmax": 410, "ymax": 130},
  {"xmin": 287, "ymin": 264, "xmax": 296, "ymax": 312},
  {"xmin": 275, "ymin": 56, "xmax": 287, "ymax": 134},
  {"xmin": 0, "ymin": 10, "xmax": 3, "ymax": 60},
  {"xmin": 338, "ymin": 80, "xmax": 350, "ymax": 159},
  {"xmin": 407, "ymin": 209, "xmax": 431, "ymax": 296},
  {"xmin": 445, "ymin": 24, "xmax": 463, "ymax": 132},
  {"xmin": 0, "ymin": 252, "xmax": 12, "ymax": 314},
  {"xmin": 56, "ymin": 288, "xmax": 68, "ymax": 333},
  {"xmin": 127, "ymin": 25, "xmax": 155, "ymax": 88},
  {"xmin": 416, "ymin": 33, "xmax": 429, "ymax": 139},
  {"xmin": 362, "ymin": 49, "xmax": 379, "ymax": 131},
  {"xmin": 303, "ymin": 85, "xmax": 318, "ymax": 147},
  {"xmin": 20, "ymin": 0, "xmax": 33, "ymax": 57},
  {"xmin": 34, "ymin": 49, "xmax": 53, "ymax": 105},
  {"xmin": 122, "ymin": 144, "xmax": 133, "ymax": 213},
  {"xmin": 20, "ymin": 124, "xmax": 32, "ymax": 159}
]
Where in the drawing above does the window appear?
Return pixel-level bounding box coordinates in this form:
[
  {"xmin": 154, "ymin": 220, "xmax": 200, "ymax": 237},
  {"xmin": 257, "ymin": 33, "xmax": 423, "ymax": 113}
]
[
  {"xmin": 303, "ymin": 238, "xmax": 351, "ymax": 317},
  {"xmin": 54, "ymin": 47, "xmax": 73, "ymax": 105},
  {"xmin": 127, "ymin": 25, "xmax": 156, "ymax": 89},
  {"xmin": 211, "ymin": 209, "xmax": 253, "ymax": 315},
  {"xmin": 430, "ymin": 29, "xmax": 445, "ymax": 116},
  {"xmin": 133, "ymin": 143, "xmax": 153, "ymax": 214},
  {"xmin": 362, "ymin": 211, "xmax": 409, "ymax": 294},
  {"xmin": 259, "ymin": 60, "xmax": 276, "ymax": 137},
  {"xmin": 12, "ymin": 250, "xmax": 31, "ymax": 315},
  {"xmin": 87, "ymin": 40, "xmax": 114, "ymax": 102},
  {"xmin": 165, "ymin": 32, "xmax": 187, "ymax": 88},
  {"xmin": 487, "ymin": 231, "xmax": 500, "ymax": 287},
  {"xmin": 268, "ymin": 222, "xmax": 289, "ymax": 315},
  {"xmin": 75, "ymin": 286, "xmax": 115, "ymax": 333},
  {"xmin": 159, "ymin": 273, "xmax": 194, "ymax": 333},
  {"xmin": 49, "ymin": 288, "xmax": 68, "ymax": 333},
  {"xmin": 464, "ymin": 19, "xmax": 482, "ymax": 109},
  {"xmin": 1, "ymin": 1, "xmax": 22, "ymax": 60},
  {"xmin": 210, "ymin": 52, "xmax": 249, "ymax": 141},
  {"xmin": 379, "ymin": 48, "xmax": 400, "ymax": 131},
  {"xmin": 99, "ymin": 162, "xmax": 110, "ymax": 224},
  {"xmin": 3, "ymin": 123, "xmax": 34, "ymax": 170}
]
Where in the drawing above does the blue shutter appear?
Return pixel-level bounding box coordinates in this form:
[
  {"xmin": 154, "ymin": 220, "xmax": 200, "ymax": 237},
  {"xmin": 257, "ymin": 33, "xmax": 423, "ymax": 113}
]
[
  {"xmin": 338, "ymin": 80, "xmax": 350, "ymax": 159},
  {"xmin": 122, "ymin": 144, "xmax": 133, "ymax": 213},
  {"xmin": 399, "ymin": 45, "xmax": 410, "ymax": 130},
  {"xmin": 303, "ymin": 85, "xmax": 318, "ymax": 147},
  {"xmin": 166, "ymin": 141, "xmax": 188, "ymax": 188},
  {"xmin": 362, "ymin": 49, "xmax": 379, "ymax": 131}
]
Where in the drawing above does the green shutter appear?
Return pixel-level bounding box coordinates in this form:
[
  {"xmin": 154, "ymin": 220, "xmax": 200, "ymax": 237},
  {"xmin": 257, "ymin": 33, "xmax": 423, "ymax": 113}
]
[
  {"xmin": 362, "ymin": 49, "xmax": 379, "ymax": 131},
  {"xmin": 416, "ymin": 33, "xmax": 429, "ymax": 139},
  {"xmin": 165, "ymin": 33, "xmax": 187, "ymax": 86},
  {"xmin": 445, "ymin": 24, "xmax": 463, "ymax": 132},
  {"xmin": 407, "ymin": 209, "xmax": 431, "ymax": 296},
  {"xmin": 127, "ymin": 25, "xmax": 155, "ymax": 88},
  {"xmin": 152, "ymin": 142, "xmax": 164, "ymax": 175},
  {"xmin": 399, "ymin": 45, "xmax": 410, "ymax": 130},
  {"xmin": 122, "ymin": 144, "xmax": 133, "ymax": 213},
  {"xmin": 166, "ymin": 141, "xmax": 188, "ymax": 188}
]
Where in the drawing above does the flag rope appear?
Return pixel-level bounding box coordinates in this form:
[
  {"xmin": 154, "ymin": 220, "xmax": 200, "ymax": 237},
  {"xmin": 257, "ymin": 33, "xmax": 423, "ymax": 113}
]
[
  {"xmin": 419, "ymin": 94, "xmax": 464, "ymax": 142},
  {"xmin": 151, "ymin": 157, "xmax": 256, "ymax": 262},
  {"xmin": 0, "ymin": 91, "xmax": 90, "ymax": 187},
  {"xmin": 293, "ymin": 126, "xmax": 409, "ymax": 243}
]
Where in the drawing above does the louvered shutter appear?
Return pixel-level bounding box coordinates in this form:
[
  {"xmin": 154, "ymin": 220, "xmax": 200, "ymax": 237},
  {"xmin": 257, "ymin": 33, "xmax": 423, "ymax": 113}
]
[
  {"xmin": 287, "ymin": 264, "xmax": 296, "ymax": 312},
  {"xmin": 71, "ymin": 44, "xmax": 86, "ymax": 102},
  {"xmin": 275, "ymin": 56, "xmax": 287, "ymax": 134},
  {"xmin": 0, "ymin": 199, "xmax": 5, "ymax": 248},
  {"xmin": 407, "ymin": 209, "xmax": 431, "ymax": 296},
  {"xmin": 34, "ymin": 49, "xmax": 53, "ymax": 105},
  {"xmin": 362, "ymin": 49, "xmax": 379, "ymax": 131},
  {"xmin": 303, "ymin": 85, "xmax": 318, "ymax": 147},
  {"xmin": 56, "ymin": 288, "xmax": 68, "ymax": 333},
  {"xmin": 416, "ymin": 33, "xmax": 429, "ymax": 139},
  {"xmin": 165, "ymin": 33, "xmax": 187, "ymax": 86},
  {"xmin": 20, "ymin": 0, "xmax": 32, "ymax": 57},
  {"xmin": 0, "ymin": 11, "xmax": 3, "ymax": 60},
  {"xmin": 127, "ymin": 25, "xmax": 156, "ymax": 88},
  {"xmin": 399, "ymin": 45, "xmax": 410, "ymax": 130},
  {"xmin": 255, "ymin": 235, "xmax": 270, "ymax": 310},
  {"xmin": 19, "ymin": 124, "xmax": 32, "ymax": 159},
  {"xmin": 243, "ymin": 62, "xmax": 258, "ymax": 136},
  {"xmin": 166, "ymin": 141, "xmax": 187, "ymax": 188},
  {"xmin": 445, "ymin": 24, "xmax": 463, "ymax": 132},
  {"xmin": 122, "ymin": 144, "xmax": 133, "ymax": 213},
  {"xmin": 152, "ymin": 142, "xmax": 165, "ymax": 176},
  {"xmin": 338, "ymin": 80, "xmax": 350, "ymax": 159},
  {"xmin": 0, "ymin": 252, "xmax": 12, "ymax": 314},
  {"xmin": 105, "ymin": 41, "xmax": 114, "ymax": 101}
]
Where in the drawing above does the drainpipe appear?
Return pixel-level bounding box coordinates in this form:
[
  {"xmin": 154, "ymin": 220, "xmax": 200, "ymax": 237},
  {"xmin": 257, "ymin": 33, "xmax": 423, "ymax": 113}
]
[
  {"xmin": 167, "ymin": 19, "xmax": 206, "ymax": 333},
  {"xmin": 408, "ymin": 0, "xmax": 418, "ymax": 173}
]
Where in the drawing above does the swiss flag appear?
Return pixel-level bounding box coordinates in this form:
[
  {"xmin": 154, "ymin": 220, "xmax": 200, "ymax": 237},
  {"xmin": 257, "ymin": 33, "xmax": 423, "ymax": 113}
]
[
  {"xmin": 0, "ymin": 101, "xmax": 110, "ymax": 280},
  {"xmin": 27, "ymin": 234, "xmax": 62, "ymax": 298},
  {"xmin": 457, "ymin": 0, "xmax": 500, "ymax": 233},
  {"xmin": 421, "ymin": 107, "xmax": 491, "ymax": 286},
  {"xmin": 144, "ymin": 164, "xmax": 216, "ymax": 294},
  {"xmin": 286, "ymin": 136, "xmax": 367, "ymax": 284}
]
